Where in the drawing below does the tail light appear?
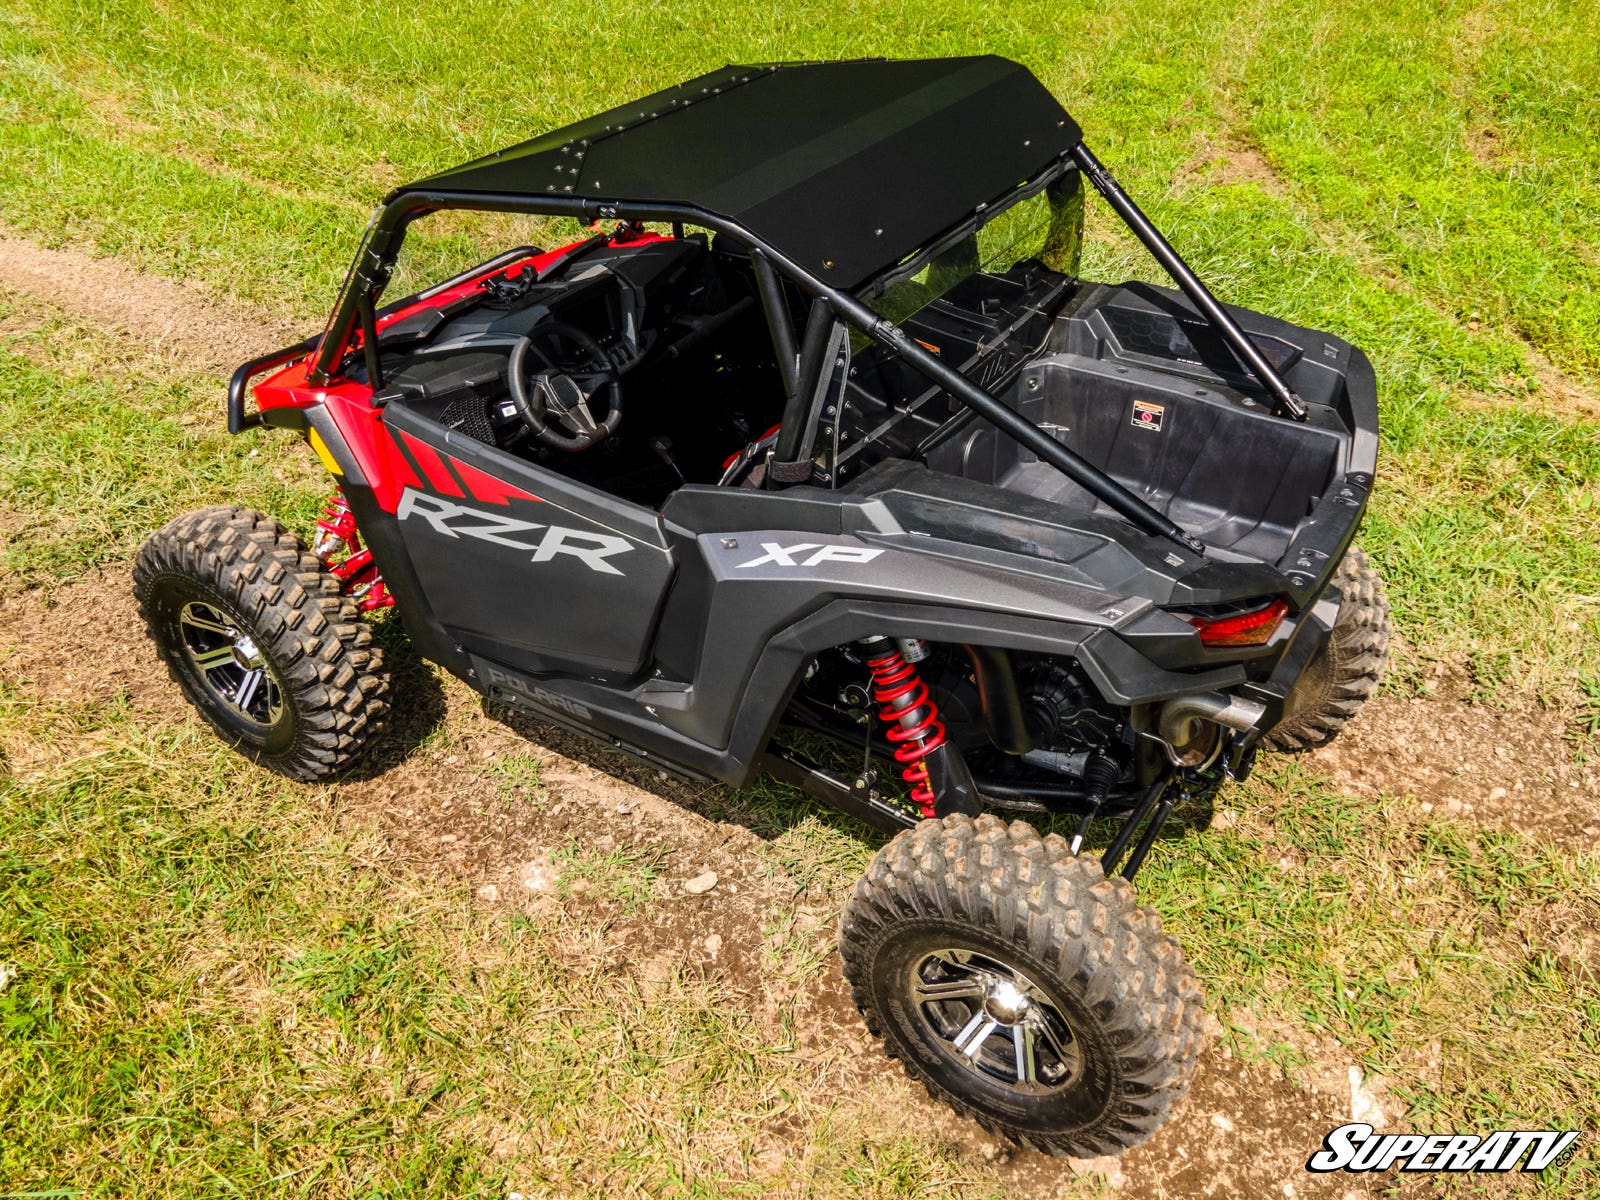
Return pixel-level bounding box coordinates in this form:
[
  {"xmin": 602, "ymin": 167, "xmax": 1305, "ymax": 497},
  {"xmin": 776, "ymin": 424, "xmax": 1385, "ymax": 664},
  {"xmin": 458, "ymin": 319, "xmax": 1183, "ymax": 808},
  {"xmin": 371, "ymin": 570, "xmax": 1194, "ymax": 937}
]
[{"xmin": 1189, "ymin": 596, "xmax": 1289, "ymax": 647}]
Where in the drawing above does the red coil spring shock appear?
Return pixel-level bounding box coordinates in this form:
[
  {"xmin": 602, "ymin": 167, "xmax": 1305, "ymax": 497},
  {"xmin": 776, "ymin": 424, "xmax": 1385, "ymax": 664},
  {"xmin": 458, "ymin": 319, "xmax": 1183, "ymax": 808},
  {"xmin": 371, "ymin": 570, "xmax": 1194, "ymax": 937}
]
[
  {"xmin": 864, "ymin": 640, "xmax": 947, "ymax": 818},
  {"xmin": 312, "ymin": 491, "xmax": 393, "ymax": 612}
]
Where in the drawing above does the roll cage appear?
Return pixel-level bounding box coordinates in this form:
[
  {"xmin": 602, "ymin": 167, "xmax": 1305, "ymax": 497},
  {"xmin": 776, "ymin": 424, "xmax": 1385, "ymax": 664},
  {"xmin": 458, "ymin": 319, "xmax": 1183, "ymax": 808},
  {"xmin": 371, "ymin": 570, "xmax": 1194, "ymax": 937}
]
[{"xmin": 232, "ymin": 58, "xmax": 1312, "ymax": 559}]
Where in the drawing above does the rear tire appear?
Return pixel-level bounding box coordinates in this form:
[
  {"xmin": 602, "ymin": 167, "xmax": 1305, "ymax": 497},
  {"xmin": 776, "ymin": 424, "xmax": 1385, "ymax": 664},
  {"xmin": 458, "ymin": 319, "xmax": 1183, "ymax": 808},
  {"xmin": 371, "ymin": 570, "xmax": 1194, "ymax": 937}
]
[
  {"xmin": 839, "ymin": 813, "xmax": 1205, "ymax": 1157},
  {"xmin": 1265, "ymin": 546, "xmax": 1392, "ymax": 752},
  {"xmin": 133, "ymin": 506, "xmax": 389, "ymax": 781}
]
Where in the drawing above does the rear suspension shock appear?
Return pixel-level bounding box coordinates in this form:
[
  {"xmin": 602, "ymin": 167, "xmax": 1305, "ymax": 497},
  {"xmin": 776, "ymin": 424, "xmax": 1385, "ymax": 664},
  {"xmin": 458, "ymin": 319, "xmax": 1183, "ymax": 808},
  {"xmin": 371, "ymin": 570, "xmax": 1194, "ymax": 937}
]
[
  {"xmin": 862, "ymin": 638, "xmax": 947, "ymax": 819},
  {"xmin": 313, "ymin": 490, "xmax": 393, "ymax": 612}
]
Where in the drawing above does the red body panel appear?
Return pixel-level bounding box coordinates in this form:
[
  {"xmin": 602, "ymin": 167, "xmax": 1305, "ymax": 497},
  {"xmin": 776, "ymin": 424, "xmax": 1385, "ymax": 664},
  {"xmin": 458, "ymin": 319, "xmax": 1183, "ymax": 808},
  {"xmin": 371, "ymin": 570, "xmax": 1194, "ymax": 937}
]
[{"xmin": 251, "ymin": 229, "xmax": 673, "ymax": 511}]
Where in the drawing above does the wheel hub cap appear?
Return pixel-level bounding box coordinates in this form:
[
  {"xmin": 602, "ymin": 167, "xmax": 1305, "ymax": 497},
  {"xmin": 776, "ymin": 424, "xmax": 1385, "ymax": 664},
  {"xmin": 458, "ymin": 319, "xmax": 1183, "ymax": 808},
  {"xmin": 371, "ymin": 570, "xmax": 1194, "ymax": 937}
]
[
  {"xmin": 910, "ymin": 948, "xmax": 1082, "ymax": 1093},
  {"xmin": 982, "ymin": 978, "xmax": 1031, "ymax": 1025},
  {"xmin": 178, "ymin": 601, "xmax": 283, "ymax": 725},
  {"xmin": 230, "ymin": 634, "xmax": 263, "ymax": 669}
]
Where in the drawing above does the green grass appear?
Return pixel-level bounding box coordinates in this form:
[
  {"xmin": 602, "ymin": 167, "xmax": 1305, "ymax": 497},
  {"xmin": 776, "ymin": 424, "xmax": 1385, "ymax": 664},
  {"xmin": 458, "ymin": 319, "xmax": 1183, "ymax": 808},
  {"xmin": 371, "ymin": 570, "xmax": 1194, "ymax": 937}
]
[
  {"xmin": 552, "ymin": 840, "xmax": 671, "ymax": 912},
  {"xmin": 2, "ymin": 0, "xmax": 1600, "ymax": 1193},
  {"xmin": 3, "ymin": 0, "xmax": 1599, "ymax": 686},
  {"xmin": 484, "ymin": 751, "xmax": 544, "ymax": 801},
  {"xmin": 4, "ymin": 607, "xmax": 1597, "ymax": 1193},
  {"xmin": 0, "ymin": 679, "xmax": 1009, "ymax": 1198},
  {"xmin": 0, "ymin": 300, "xmax": 320, "ymax": 590}
]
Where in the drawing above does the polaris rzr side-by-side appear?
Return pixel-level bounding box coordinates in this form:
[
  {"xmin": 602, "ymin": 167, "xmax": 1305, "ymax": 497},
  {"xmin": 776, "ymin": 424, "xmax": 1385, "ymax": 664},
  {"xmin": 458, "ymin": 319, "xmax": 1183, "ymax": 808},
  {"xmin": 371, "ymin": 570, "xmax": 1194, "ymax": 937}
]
[{"xmin": 134, "ymin": 57, "xmax": 1391, "ymax": 1156}]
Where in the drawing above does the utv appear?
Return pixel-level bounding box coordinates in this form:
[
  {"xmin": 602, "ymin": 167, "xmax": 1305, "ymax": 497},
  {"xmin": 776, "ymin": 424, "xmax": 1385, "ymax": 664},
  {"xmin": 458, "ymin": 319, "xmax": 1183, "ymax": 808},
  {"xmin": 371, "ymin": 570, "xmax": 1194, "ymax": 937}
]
[{"xmin": 135, "ymin": 57, "xmax": 1391, "ymax": 1156}]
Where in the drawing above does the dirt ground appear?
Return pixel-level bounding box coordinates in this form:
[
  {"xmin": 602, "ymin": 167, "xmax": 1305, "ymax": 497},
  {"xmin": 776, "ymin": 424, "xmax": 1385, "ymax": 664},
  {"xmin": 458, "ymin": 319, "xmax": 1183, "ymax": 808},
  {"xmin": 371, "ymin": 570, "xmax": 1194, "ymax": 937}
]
[
  {"xmin": 1309, "ymin": 659, "xmax": 1598, "ymax": 847},
  {"xmin": 0, "ymin": 225, "xmax": 304, "ymax": 372},
  {"xmin": 3, "ymin": 236, "xmax": 1592, "ymax": 1196}
]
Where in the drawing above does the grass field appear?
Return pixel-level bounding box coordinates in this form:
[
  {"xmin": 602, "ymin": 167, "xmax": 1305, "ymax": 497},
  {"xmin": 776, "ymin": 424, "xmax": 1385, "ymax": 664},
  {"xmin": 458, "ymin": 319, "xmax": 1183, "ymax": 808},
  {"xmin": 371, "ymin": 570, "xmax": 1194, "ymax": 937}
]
[{"xmin": 2, "ymin": 0, "xmax": 1599, "ymax": 1195}]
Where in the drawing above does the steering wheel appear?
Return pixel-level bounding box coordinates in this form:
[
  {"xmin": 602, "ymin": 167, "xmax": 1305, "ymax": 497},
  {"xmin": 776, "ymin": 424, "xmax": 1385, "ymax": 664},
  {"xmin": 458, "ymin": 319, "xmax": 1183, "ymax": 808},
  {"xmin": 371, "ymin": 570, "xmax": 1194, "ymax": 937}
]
[{"xmin": 508, "ymin": 321, "xmax": 624, "ymax": 451}]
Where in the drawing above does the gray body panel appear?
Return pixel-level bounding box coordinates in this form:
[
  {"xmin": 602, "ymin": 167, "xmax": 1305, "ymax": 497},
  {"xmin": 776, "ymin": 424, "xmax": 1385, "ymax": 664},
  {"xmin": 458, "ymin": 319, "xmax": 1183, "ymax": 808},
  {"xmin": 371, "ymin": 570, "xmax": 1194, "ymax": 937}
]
[{"xmin": 355, "ymin": 440, "xmax": 1259, "ymax": 787}]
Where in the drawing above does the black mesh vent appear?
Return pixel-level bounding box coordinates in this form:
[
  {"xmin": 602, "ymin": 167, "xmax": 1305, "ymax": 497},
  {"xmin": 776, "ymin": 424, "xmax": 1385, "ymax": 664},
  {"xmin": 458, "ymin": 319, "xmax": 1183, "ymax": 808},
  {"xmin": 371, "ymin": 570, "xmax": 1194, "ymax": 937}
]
[{"xmin": 439, "ymin": 397, "xmax": 498, "ymax": 445}]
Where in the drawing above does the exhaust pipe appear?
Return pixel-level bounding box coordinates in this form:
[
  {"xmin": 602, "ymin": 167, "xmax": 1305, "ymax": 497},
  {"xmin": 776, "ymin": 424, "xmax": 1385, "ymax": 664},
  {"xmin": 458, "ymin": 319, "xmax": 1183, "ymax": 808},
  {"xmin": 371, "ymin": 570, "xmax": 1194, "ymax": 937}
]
[
  {"xmin": 1158, "ymin": 691, "xmax": 1266, "ymax": 764},
  {"xmin": 962, "ymin": 645, "xmax": 1036, "ymax": 755}
]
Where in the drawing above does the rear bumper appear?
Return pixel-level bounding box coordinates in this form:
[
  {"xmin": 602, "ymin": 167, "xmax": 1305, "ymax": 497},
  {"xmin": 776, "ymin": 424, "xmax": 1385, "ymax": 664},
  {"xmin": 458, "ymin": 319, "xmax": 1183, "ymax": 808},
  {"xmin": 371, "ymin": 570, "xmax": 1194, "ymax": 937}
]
[
  {"xmin": 1236, "ymin": 584, "xmax": 1342, "ymax": 733},
  {"xmin": 1273, "ymin": 468, "xmax": 1372, "ymax": 604},
  {"xmin": 1273, "ymin": 343, "xmax": 1379, "ymax": 605}
]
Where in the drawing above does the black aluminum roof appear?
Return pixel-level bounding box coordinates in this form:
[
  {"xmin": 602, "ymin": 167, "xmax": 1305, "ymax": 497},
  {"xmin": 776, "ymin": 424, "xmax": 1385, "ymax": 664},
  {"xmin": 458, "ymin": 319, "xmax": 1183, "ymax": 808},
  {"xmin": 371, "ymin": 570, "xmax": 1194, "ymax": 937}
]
[{"xmin": 400, "ymin": 57, "xmax": 1082, "ymax": 290}]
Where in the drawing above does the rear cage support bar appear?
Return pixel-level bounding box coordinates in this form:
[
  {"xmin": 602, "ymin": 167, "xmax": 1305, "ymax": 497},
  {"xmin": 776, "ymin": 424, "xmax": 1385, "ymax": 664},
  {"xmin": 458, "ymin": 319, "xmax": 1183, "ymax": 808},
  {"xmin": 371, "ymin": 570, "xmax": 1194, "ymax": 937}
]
[
  {"xmin": 289, "ymin": 142, "xmax": 1313, "ymax": 559},
  {"xmin": 1070, "ymin": 144, "xmax": 1309, "ymax": 422}
]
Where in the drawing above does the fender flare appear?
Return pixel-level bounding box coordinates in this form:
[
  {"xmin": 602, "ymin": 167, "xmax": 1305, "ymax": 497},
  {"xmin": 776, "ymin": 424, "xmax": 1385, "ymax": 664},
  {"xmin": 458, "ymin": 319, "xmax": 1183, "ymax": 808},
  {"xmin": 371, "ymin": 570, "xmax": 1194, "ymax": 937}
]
[{"xmin": 714, "ymin": 598, "xmax": 1247, "ymax": 787}]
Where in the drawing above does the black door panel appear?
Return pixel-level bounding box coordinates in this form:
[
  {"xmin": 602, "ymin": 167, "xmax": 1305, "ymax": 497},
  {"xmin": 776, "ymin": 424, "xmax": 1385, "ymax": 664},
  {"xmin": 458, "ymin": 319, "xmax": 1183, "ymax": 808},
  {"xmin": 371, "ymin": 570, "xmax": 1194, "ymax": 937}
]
[{"xmin": 381, "ymin": 402, "xmax": 675, "ymax": 677}]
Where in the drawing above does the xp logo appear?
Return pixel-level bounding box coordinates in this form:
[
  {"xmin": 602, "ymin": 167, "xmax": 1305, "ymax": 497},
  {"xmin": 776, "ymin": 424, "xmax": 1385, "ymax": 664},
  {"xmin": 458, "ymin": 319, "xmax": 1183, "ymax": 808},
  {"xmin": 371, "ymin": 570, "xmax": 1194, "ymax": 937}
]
[
  {"xmin": 397, "ymin": 488, "xmax": 632, "ymax": 576},
  {"xmin": 734, "ymin": 542, "xmax": 885, "ymax": 569}
]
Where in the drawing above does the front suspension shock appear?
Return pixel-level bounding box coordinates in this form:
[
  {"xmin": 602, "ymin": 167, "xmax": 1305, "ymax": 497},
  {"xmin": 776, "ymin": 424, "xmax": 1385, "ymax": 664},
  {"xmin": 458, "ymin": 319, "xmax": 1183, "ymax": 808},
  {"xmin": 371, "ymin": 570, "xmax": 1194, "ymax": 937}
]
[
  {"xmin": 862, "ymin": 638, "xmax": 948, "ymax": 819},
  {"xmin": 313, "ymin": 490, "xmax": 393, "ymax": 612}
]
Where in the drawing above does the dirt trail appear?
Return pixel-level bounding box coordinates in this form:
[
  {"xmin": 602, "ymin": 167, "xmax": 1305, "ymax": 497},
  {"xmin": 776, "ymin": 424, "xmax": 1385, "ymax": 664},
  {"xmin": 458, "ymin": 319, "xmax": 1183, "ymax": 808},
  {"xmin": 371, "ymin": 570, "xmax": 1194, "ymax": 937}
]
[
  {"xmin": 1523, "ymin": 348, "xmax": 1600, "ymax": 425},
  {"xmin": 1311, "ymin": 665, "xmax": 1599, "ymax": 845},
  {"xmin": 1, "ymin": 238, "xmax": 1589, "ymax": 1195},
  {"xmin": 0, "ymin": 225, "xmax": 303, "ymax": 373}
]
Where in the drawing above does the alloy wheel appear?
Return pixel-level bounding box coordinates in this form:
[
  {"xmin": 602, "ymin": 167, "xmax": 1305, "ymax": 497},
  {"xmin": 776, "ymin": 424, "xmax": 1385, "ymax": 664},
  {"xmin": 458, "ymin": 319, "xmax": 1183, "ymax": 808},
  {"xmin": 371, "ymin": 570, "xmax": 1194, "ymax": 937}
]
[
  {"xmin": 177, "ymin": 600, "xmax": 283, "ymax": 726},
  {"xmin": 909, "ymin": 947, "xmax": 1083, "ymax": 1093}
]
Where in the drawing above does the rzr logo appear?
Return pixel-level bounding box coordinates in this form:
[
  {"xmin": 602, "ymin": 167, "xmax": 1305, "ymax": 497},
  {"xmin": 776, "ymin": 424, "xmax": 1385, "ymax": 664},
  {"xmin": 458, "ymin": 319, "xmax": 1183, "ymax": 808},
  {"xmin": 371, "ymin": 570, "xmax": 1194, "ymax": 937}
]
[
  {"xmin": 397, "ymin": 488, "xmax": 632, "ymax": 576},
  {"xmin": 735, "ymin": 542, "xmax": 885, "ymax": 569}
]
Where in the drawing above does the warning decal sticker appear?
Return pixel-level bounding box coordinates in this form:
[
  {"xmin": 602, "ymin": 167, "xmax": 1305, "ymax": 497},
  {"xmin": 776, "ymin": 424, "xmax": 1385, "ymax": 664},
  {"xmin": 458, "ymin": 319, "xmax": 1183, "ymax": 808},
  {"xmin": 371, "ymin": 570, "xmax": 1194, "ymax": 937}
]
[{"xmin": 1131, "ymin": 399, "xmax": 1165, "ymax": 431}]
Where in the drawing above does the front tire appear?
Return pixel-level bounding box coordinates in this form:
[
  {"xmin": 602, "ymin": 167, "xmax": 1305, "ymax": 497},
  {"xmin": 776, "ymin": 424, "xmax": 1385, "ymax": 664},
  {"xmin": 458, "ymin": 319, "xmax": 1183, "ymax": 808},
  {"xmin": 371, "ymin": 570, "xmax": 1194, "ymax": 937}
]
[
  {"xmin": 840, "ymin": 814, "xmax": 1205, "ymax": 1157},
  {"xmin": 133, "ymin": 506, "xmax": 389, "ymax": 781}
]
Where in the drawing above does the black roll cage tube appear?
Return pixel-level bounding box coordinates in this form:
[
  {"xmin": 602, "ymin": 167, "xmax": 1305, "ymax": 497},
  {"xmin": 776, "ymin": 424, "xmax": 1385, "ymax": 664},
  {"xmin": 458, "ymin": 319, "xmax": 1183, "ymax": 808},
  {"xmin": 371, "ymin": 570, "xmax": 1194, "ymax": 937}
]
[
  {"xmin": 304, "ymin": 142, "xmax": 1308, "ymax": 558},
  {"xmin": 1070, "ymin": 144, "xmax": 1309, "ymax": 422}
]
